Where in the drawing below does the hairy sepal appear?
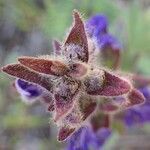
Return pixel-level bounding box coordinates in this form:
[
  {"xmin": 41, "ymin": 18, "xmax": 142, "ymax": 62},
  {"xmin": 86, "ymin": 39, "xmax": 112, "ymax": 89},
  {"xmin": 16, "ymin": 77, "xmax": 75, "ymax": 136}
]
[
  {"xmin": 2, "ymin": 63, "xmax": 53, "ymax": 91},
  {"xmin": 67, "ymin": 62, "xmax": 88, "ymax": 78},
  {"xmin": 57, "ymin": 126, "xmax": 75, "ymax": 142},
  {"xmin": 78, "ymin": 94, "xmax": 97, "ymax": 120},
  {"xmin": 64, "ymin": 11, "xmax": 88, "ymax": 62},
  {"xmin": 18, "ymin": 56, "xmax": 69, "ymax": 76},
  {"xmin": 99, "ymin": 99, "xmax": 119, "ymax": 113},
  {"xmin": 121, "ymin": 89, "xmax": 145, "ymax": 108},
  {"xmin": 84, "ymin": 70, "xmax": 131, "ymax": 96},
  {"xmin": 53, "ymin": 77, "xmax": 80, "ymax": 121},
  {"xmin": 56, "ymin": 102, "xmax": 96, "ymax": 142},
  {"xmin": 90, "ymin": 112, "xmax": 110, "ymax": 132},
  {"xmin": 64, "ymin": 96, "xmax": 96, "ymax": 127}
]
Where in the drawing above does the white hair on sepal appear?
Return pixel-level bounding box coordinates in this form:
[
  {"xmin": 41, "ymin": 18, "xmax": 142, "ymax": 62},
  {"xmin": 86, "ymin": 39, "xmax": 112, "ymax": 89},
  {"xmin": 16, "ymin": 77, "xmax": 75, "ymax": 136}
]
[
  {"xmin": 56, "ymin": 99, "xmax": 95, "ymax": 129},
  {"xmin": 87, "ymin": 37, "xmax": 103, "ymax": 68},
  {"xmin": 38, "ymin": 55, "xmax": 53, "ymax": 60},
  {"xmin": 63, "ymin": 44, "xmax": 86, "ymax": 62},
  {"xmin": 88, "ymin": 37, "xmax": 99, "ymax": 64},
  {"xmin": 38, "ymin": 54, "xmax": 58, "ymax": 61},
  {"xmin": 113, "ymin": 71, "xmax": 133, "ymax": 92},
  {"xmin": 37, "ymin": 54, "xmax": 67, "ymax": 65}
]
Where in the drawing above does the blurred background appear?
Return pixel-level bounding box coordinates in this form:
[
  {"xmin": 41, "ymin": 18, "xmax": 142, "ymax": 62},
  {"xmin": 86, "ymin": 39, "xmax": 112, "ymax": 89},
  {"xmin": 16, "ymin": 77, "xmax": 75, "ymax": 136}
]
[{"xmin": 0, "ymin": 0, "xmax": 150, "ymax": 149}]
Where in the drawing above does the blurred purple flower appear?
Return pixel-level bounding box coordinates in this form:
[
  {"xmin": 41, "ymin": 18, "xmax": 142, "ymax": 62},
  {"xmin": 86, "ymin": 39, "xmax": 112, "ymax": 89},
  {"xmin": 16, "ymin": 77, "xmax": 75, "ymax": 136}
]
[
  {"xmin": 124, "ymin": 86, "xmax": 150, "ymax": 127},
  {"xmin": 140, "ymin": 86, "xmax": 150, "ymax": 102},
  {"xmin": 97, "ymin": 33, "xmax": 122, "ymax": 51},
  {"xmin": 86, "ymin": 14, "xmax": 122, "ymax": 51},
  {"xmin": 86, "ymin": 14, "xmax": 108, "ymax": 37},
  {"xmin": 66, "ymin": 127, "xmax": 111, "ymax": 150},
  {"xmin": 15, "ymin": 79, "xmax": 42, "ymax": 102},
  {"xmin": 124, "ymin": 108, "xmax": 145, "ymax": 127}
]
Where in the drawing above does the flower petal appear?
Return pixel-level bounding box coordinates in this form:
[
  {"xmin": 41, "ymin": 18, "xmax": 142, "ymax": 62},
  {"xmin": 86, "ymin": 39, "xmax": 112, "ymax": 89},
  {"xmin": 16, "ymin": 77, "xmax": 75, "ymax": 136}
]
[
  {"xmin": 16, "ymin": 79, "xmax": 42, "ymax": 97},
  {"xmin": 15, "ymin": 79, "xmax": 42, "ymax": 103},
  {"xmin": 57, "ymin": 126, "xmax": 75, "ymax": 142},
  {"xmin": 85, "ymin": 14, "xmax": 108, "ymax": 36},
  {"xmin": 98, "ymin": 34, "xmax": 122, "ymax": 51},
  {"xmin": 64, "ymin": 10, "xmax": 88, "ymax": 62},
  {"xmin": 2, "ymin": 64, "xmax": 53, "ymax": 91},
  {"xmin": 18, "ymin": 56, "xmax": 68, "ymax": 76},
  {"xmin": 84, "ymin": 70, "xmax": 131, "ymax": 96},
  {"xmin": 123, "ymin": 108, "xmax": 145, "ymax": 127}
]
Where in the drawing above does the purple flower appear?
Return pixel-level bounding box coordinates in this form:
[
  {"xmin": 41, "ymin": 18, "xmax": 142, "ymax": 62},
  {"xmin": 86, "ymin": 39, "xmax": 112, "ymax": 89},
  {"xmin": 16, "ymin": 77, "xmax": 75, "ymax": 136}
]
[
  {"xmin": 96, "ymin": 128, "xmax": 112, "ymax": 147},
  {"xmin": 86, "ymin": 14, "xmax": 122, "ymax": 51},
  {"xmin": 66, "ymin": 127, "xmax": 111, "ymax": 150},
  {"xmin": 139, "ymin": 86, "xmax": 150, "ymax": 102},
  {"xmin": 124, "ymin": 108, "xmax": 145, "ymax": 127},
  {"xmin": 15, "ymin": 79, "xmax": 42, "ymax": 103},
  {"xmin": 97, "ymin": 33, "xmax": 122, "ymax": 51},
  {"xmin": 86, "ymin": 14, "xmax": 108, "ymax": 37},
  {"xmin": 124, "ymin": 106, "xmax": 150, "ymax": 127}
]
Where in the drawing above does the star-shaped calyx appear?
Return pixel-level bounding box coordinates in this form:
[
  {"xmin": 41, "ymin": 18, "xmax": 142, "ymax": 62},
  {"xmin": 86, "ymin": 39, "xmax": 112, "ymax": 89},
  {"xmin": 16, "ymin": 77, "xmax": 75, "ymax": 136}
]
[{"xmin": 1, "ymin": 10, "xmax": 145, "ymax": 141}]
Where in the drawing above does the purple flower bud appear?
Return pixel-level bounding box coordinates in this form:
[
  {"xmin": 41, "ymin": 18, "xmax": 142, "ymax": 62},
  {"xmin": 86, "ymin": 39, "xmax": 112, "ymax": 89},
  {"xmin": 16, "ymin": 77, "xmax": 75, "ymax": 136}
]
[
  {"xmin": 97, "ymin": 33, "xmax": 122, "ymax": 51},
  {"xmin": 15, "ymin": 79, "xmax": 42, "ymax": 102},
  {"xmin": 86, "ymin": 14, "xmax": 108, "ymax": 37}
]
